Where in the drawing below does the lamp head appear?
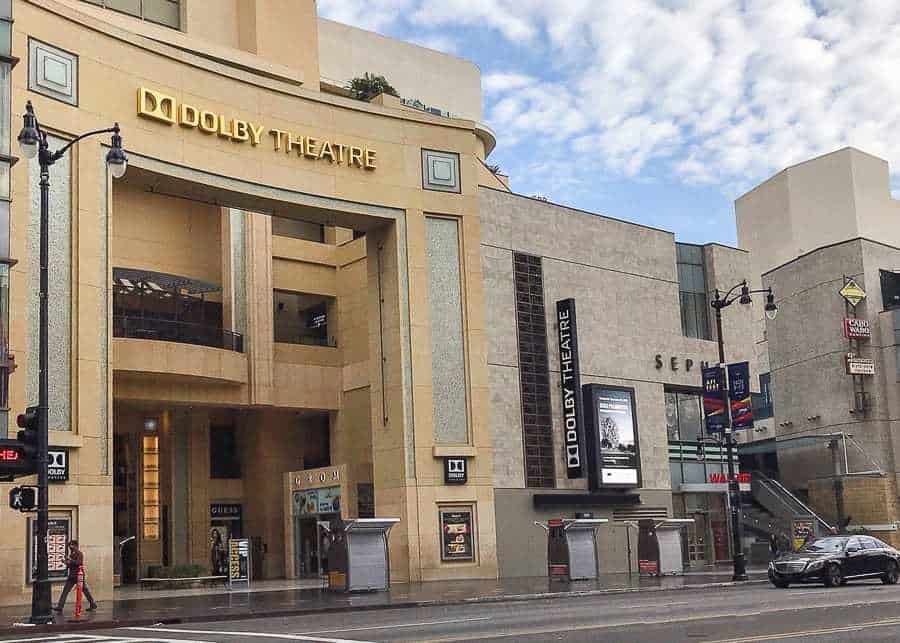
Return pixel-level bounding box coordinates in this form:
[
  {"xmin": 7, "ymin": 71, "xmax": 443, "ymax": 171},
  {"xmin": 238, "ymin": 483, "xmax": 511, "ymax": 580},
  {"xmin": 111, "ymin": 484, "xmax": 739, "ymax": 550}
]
[
  {"xmin": 739, "ymin": 282, "xmax": 752, "ymax": 305},
  {"xmin": 106, "ymin": 123, "xmax": 128, "ymax": 179},
  {"xmin": 16, "ymin": 101, "xmax": 40, "ymax": 160},
  {"xmin": 764, "ymin": 290, "xmax": 778, "ymax": 320}
]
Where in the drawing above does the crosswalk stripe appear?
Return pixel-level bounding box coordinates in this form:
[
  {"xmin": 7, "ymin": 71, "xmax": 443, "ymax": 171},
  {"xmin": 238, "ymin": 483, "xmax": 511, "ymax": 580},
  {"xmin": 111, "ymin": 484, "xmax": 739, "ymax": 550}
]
[{"xmin": 126, "ymin": 626, "xmax": 375, "ymax": 643}]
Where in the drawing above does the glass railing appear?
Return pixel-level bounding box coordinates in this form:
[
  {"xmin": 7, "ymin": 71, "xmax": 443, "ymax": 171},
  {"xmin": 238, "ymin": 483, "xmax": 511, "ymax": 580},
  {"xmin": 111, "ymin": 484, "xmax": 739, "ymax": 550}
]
[{"xmin": 114, "ymin": 315, "xmax": 243, "ymax": 353}]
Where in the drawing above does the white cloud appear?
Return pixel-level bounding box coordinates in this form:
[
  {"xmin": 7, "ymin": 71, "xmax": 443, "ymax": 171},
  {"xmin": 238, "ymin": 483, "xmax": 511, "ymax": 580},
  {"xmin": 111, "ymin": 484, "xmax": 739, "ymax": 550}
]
[{"xmin": 323, "ymin": 0, "xmax": 900, "ymax": 203}]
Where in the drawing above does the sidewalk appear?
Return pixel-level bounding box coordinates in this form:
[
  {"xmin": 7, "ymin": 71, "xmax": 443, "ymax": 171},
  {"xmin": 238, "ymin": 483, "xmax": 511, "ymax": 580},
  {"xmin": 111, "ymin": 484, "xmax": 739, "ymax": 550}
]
[{"xmin": 0, "ymin": 570, "xmax": 768, "ymax": 635}]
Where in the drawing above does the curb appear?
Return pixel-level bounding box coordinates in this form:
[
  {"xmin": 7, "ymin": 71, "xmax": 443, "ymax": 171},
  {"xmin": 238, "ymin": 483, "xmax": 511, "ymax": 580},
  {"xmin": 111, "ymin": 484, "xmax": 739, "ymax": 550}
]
[{"xmin": 0, "ymin": 578, "xmax": 768, "ymax": 636}]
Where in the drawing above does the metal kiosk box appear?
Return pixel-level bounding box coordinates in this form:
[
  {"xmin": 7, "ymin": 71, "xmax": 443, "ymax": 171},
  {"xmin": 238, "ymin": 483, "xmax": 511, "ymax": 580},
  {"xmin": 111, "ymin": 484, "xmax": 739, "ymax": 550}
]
[
  {"xmin": 327, "ymin": 518, "xmax": 399, "ymax": 592},
  {"xmin": 537, "ymin": 518, "xmax": 608, "ymax": 581},
  {"xmin": 638, "ymin": 518, "xmax": 694, "ymax": 576}
]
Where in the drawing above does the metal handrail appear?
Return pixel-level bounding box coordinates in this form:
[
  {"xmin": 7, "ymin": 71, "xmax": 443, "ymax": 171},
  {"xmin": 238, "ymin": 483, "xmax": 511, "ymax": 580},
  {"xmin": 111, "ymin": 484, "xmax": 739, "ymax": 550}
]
[
  {"xmin": 113, "ymin": 315, "xmax": 244, "ymax": 353},
  {"xmin": 754, "ymin": 471, "xmax": 833, "ymax": 531}
]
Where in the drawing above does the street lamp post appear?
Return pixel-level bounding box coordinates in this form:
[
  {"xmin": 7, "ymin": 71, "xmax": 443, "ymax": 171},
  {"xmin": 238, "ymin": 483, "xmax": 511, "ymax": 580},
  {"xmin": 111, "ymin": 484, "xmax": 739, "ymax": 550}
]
[
  {"xmin": 17, "ymin": 101, "xmax": 127, "ymax": 624},
  {"xmin": 710, "ymin": 280, "xmax": 777, "ymax": 582}
]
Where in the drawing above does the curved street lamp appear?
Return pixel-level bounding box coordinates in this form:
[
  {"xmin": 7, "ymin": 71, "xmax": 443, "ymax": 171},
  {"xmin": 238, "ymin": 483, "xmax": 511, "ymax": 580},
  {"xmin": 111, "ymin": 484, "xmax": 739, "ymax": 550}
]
[
  {"xmin": 710, "ymin": 280, "xmax": 777, "ymax": 583},
  {"xmin": 17, "ymin": 100, "xmax": 127, "ymax": 624}
]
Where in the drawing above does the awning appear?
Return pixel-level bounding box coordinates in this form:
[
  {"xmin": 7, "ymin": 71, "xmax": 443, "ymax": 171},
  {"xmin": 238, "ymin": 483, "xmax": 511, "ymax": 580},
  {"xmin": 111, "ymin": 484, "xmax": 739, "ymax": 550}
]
[{"xmin": 113, "ymin": 267, "xmax": 221, "ymax": 295}]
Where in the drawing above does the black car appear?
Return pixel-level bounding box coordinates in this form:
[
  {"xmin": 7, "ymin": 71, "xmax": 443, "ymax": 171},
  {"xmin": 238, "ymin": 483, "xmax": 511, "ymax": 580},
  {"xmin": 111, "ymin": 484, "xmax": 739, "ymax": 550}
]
[{"xmin": 768, "ymin": 535, "xmax": 900, "ymax": 588}]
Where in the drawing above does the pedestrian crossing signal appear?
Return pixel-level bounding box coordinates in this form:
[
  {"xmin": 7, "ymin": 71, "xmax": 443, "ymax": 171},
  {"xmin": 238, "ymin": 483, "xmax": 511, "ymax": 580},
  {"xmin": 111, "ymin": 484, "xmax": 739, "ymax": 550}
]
[
  {"xmin": 9, "ymin": 485, "xmax": 36, "ymax": 511},
  {"xmin": 0, "ymin": 439, "xmax": 37, "ymax": 479}
]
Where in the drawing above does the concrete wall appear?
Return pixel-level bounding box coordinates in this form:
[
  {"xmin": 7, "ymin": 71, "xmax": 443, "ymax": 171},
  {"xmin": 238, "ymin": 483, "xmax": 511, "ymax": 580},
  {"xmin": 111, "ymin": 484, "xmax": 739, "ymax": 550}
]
[
  {"xmin": 317, "ymin": 18, "xmax": 482, "ymax": 122},
  {"xmin": 737, "ymin": 147, "xmax": 900, "ymax": 290},
  {"xmin": 479, "ymin": 188, "xmax": 753, "ymax": 575},
  {"xmin": 763, "ymin": 239, "xmax": 900, "ymax": 500}
]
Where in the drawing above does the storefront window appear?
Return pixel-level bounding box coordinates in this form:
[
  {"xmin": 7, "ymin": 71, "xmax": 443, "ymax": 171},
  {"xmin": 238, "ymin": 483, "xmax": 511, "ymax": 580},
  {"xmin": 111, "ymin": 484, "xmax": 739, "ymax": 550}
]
[{"xmin": 665, "ymin": 389, "xmax": 704, "ymax": 441}]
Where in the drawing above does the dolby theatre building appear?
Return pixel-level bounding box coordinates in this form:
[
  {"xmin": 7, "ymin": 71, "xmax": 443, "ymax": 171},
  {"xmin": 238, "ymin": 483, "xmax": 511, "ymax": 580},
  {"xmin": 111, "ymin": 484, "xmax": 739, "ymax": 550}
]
[{"xmin": 0, "ymin": 0, "xmax": 756, "ymax": 605}]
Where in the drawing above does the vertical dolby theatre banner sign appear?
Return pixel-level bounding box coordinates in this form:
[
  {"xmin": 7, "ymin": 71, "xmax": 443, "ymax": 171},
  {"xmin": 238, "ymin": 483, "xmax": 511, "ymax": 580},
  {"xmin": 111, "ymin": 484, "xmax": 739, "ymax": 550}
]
[
  {"xmin": 556, "ymin": 299, "xmax": 585, "ymax": 478},
  {"xmin": 583, "ymin": 384, "xmax": 641, "ymax": 488},
  {"xmin": 727, "ymin": 361, "xmax": 754, "ymax": 429}
]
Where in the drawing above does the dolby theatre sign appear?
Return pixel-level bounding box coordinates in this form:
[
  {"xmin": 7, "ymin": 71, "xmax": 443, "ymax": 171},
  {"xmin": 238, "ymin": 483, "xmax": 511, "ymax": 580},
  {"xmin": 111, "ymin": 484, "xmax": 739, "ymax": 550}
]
[{"xmin": 137, "ymin": 87, "xmax": 377, "ymax": 170}]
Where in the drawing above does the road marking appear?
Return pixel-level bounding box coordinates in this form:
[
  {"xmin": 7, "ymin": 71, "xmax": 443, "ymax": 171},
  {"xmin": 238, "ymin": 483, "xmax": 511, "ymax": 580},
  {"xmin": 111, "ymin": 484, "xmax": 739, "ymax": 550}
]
[
  {"xmin": 295, "ymin": 616, "xmax": 492, "ymax": 635},
  {"xmin": 0, "ymin": 636, "xmax": 209, "ymax": 643},
  {"xmin": 707, "ymin": 616, "xmax": 900, "ymax": 642},
  {"xmin": 125, "ymin": 627, "xmax": 374, "ymax": 643}
]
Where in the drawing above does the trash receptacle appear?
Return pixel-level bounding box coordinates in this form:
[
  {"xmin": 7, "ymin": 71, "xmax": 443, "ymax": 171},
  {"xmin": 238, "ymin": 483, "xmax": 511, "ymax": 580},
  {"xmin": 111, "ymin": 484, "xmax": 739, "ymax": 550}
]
[
  {"xmin": 537, "ymin": 518, "xmax": 608, "ymax": 581},
  {"xmin": 638, "ymin": 518, "xmax": 694, "ymax": 576},
  {"xmin": 327, "ymin": 518, "xmax": 399, "ymax": 592}
]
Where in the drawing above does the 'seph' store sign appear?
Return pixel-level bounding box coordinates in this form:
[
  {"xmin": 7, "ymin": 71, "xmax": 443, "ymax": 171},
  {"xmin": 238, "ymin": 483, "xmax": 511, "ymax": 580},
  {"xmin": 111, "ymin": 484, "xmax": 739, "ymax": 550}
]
[{"xmin": 137, "ymin": 88, "xmax": 377, "ymax": 170}]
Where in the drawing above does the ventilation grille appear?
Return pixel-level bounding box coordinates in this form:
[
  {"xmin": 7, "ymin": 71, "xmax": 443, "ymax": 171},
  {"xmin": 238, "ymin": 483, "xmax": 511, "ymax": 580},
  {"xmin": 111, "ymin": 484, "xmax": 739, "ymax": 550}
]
[{"xmin": 612, "ymin": 507, "xmax": 669, "ymax": 522}]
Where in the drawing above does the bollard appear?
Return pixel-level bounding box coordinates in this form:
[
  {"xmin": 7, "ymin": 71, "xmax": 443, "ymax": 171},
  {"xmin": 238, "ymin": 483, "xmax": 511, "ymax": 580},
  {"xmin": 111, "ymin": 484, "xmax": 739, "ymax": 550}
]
[{"xmin": 73, "ymin": 565, "xmax": 84, "ymax": 620}]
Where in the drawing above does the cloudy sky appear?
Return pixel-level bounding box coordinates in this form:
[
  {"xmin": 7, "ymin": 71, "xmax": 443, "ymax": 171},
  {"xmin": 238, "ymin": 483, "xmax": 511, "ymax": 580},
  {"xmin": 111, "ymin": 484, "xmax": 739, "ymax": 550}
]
[{"xmin": 318, "ymin": 0, "xmax": 900, "ymax": 245}]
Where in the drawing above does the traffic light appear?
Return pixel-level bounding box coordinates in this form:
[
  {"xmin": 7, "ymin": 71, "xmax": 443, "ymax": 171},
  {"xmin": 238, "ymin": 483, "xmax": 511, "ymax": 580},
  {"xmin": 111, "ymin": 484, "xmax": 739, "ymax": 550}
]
[
  {"xmin": 0, "ymin": 406, "xmax": 39, "ymax": 479},
  {"xmin": 17, "ymin": 405, "xmax": 39, "ymax": 463}
]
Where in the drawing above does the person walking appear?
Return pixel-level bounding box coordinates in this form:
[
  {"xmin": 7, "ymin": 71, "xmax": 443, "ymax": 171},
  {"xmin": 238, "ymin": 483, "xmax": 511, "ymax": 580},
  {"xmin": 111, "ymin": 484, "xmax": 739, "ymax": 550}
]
[
  {"xmin": 53, "ymin": 540, "xmax": 97, "ymax": 613},
  {"xmin": 769, "ymin": 532, "xmax": 779, "ymax": 559}
]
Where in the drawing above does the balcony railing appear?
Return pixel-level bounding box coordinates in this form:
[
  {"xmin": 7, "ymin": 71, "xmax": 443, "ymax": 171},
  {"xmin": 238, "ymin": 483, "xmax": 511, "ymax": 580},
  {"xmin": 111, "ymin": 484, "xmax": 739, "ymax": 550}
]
[{"xmin": 114, "ymin": 316, "xmax": 243, "ymax": 353}]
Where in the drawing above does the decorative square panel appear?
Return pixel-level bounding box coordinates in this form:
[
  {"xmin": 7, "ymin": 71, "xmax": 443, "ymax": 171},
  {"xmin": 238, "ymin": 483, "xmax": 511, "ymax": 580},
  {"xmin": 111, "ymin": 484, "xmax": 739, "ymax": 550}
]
[
  {"xmin": 422, "ymin": 149, "xmax": 461, "ymax": 193},
  {"xmin": 28, "ymin": 38, "xmax": 78, "ymax": 106}
]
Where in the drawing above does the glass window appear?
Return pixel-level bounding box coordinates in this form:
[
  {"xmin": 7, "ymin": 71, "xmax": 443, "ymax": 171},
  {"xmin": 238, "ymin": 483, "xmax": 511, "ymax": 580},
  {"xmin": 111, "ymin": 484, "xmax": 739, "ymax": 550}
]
[
  {"xmin": 0, "ymin": 0, "xmax": 11, "ymax": 21},
  {"xmin": 665, "ymin": 390, "xmax": 679, "ymax": 440},
  {"xmin": 104, "ymin": 0, "xmax": 141, "ymax": 17},
  {"xmin": 666, "ymin": 389, "xmax": 704, "ymax": 441},
  {"xmin": 0, "ymin": 20, "xmax": 10, "ymax": 58},
  {"xmin": 142, "ymin": 0, "xmax": 180, "ymax": 27},
  {"xmin": 861, "ymin": 537, "xmax": 879, "ymax": 550},
  {"xmin": 273, "ymin": 290, "xmax": 335, "ymax": 347},
  {"xmin": 210, "ymin": 425, "xmax": 241, "ymax": 479},
  {"xmin": 0, "ymin": 62, "xmax": 10, "ymax": 158},
  {"xmin": 676, "ymin": 243, "xmax": 711, "ymax": 340},
  {"xmin": 80, "ymin": 0, "xmax": 181, "ymax": 29}
]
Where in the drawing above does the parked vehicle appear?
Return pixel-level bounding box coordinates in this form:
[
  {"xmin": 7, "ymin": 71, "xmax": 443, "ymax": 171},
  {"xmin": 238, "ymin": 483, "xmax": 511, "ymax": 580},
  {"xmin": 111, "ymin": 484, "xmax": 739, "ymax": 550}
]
[{"xmin": 768, "ymin": 535, "xmax": 900, "ymax": 588}]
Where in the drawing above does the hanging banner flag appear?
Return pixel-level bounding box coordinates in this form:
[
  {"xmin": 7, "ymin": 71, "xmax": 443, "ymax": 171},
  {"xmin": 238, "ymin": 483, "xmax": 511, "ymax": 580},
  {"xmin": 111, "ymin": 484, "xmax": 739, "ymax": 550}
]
[
  {"xmin": 702, "ymin": 366, "xmax": 726, "ymax": 434},
  {"xmin": 728, "ymin": 361, "xmax": 754, "ymax": 429}
]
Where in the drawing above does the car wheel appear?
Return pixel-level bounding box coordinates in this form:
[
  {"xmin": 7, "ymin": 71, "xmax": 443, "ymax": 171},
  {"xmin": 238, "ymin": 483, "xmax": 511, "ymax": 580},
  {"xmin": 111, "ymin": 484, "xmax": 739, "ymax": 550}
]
[
  {"xmin": 882, "ymin": 561, "xmax": 899, "ymax": 585},
  {"xmin": 771, "ymin": 578, "xmax": 790, "ymax": 589},
  {"xmin": 824, "ymin": 563, "xmax": 842, "ymax": 588}
]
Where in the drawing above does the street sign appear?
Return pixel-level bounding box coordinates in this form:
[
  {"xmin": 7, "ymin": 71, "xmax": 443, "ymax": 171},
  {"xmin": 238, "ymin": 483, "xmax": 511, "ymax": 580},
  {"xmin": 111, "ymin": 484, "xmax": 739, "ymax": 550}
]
[
  {"xmin": 839, "ymin": 279, "xmax": 866, "ymax": 307},
  {"xmin": 843, "ymin": 318, "xmax": 871, "ymax": 339},
  {"xmin": 9, "ymin": 486, "xmax": 37, "ymax": 511},
  {"xmin": 846, "ymin": 355, "xmax": 875, "ymax": 375},
  {"xmin": 48, "ymin": 449, "xmax": 68, "ymax": 483}
]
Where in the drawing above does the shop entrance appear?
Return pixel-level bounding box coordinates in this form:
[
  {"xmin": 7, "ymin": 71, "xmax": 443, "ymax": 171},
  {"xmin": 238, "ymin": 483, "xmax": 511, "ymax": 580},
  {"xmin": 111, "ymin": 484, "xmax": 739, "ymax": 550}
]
[{"xmin": 295, "ymin": 516, "xmax": 338, "ymax": 577}]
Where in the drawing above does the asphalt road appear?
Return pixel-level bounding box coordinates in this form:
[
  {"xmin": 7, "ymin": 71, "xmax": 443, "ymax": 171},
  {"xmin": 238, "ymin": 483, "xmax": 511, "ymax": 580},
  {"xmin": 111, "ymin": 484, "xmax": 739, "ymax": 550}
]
[{"xmin": 6, "ymin": 580, "xmax": 900, "ymax": 642}]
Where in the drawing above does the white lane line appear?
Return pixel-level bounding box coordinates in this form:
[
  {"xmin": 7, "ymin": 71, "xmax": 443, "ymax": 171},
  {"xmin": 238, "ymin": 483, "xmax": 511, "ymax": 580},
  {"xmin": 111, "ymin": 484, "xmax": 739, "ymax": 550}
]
[
  {"xmin": 707, "ymin": 616, "xmax": 900, "ymax": 642},
  {"xmin": 0, "ymin": 636, "xmax": 113, "ymax": 643},
  {"xmin": 125, "ymin": 627, "xmax": 374, "ymax": 643},
  {"xmin": 295, "ymin": 616, "xmax": 492, "ymax": 635}
]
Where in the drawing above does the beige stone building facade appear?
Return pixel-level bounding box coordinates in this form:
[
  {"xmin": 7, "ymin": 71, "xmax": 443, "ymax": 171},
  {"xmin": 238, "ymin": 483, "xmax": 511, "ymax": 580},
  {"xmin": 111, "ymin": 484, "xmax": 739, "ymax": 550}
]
[
  {"xmin": 737, "ymin": 148, "xmax": 900, "ymax": 547},
  {"xmin": 0, "ymin": 0, "xmax": 502, "ymax": 606},
  {"xmin": 0, "ymin": 0, "xmax": 758, "ymax": 606}
]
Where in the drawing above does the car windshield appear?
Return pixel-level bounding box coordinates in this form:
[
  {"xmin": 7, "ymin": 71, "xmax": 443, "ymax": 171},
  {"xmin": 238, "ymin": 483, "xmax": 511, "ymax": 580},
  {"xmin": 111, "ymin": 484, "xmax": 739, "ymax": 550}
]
[{"xmin": 800, "ymin": 537, "xmax": 847, "ymax": 553}]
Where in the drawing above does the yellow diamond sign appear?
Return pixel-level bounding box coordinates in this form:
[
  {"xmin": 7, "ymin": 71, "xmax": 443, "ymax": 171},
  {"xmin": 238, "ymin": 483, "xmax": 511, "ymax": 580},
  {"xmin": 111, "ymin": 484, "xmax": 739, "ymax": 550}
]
[{"xmin": 839, "ymin": 279, "xmax": 866, "ymax": 307}]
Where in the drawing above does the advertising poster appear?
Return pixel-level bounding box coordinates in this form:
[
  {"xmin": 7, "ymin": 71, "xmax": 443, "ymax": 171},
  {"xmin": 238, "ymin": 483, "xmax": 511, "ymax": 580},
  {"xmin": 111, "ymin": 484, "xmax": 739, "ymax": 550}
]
[
  {"xmin": 440, "ymin": 509, "xmax": 474, "ymax": 561},
  {"xmin": 703, "ymin": 366, "xmax": 726, "ymax": 434},
  {"xmin": 209, "ymin": 526, "xmax": 230, "ymax": 576},
  {"xmin": 29, "ymin": 517, "xmax": 70, "ymax": 582},
  {"xmin": 586, "ymin": 386, "xmax": 640, "ymax": 487},
  {"xmin": 727, "ymin": 362, "xmax": 754, "ymax": 429},
  {"xmin": 792, "ymin": 519, "xmax": 816, "ymax": 551},
  {"xmin": 228, "ymin": 538, "xmax": 250, "ymax": 585}
]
